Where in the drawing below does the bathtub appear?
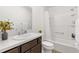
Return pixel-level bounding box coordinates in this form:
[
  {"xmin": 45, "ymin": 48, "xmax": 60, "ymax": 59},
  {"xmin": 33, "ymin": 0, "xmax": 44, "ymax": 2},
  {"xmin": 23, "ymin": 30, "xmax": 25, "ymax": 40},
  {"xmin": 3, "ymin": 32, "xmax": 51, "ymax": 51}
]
[{"xmin": 50, "ymin": 38, "xmax": 79, "ymax": 53}]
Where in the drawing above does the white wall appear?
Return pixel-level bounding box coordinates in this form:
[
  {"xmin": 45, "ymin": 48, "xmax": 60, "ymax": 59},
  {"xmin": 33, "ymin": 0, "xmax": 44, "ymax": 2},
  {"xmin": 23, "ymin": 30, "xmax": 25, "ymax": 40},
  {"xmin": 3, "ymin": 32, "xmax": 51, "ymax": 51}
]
[
  {"xmin": 0, "ymin": 6, "xmax": 32, "ymax": 37},
  {"xmin": 48, "ymin": 6, "xmax": 77, "ymax": 40},
  {"xmin": 32, "ymin": 7, "xmax": 53, "ymax": 40},
  {"xmin": 32, "ymin": 7, "xmax": 44, "ymax": 33},
  {"xmin": 76, "ymin": 7, "xmax": 79, "ymax": 42}
]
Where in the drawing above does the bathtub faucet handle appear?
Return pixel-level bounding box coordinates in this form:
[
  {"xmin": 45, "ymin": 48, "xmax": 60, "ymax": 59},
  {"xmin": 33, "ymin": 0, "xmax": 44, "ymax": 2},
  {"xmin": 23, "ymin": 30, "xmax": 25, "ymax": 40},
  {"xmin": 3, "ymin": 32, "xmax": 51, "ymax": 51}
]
[{"xmin": 72, "ymin": 33, "xmax": 75, "ymax": 39}]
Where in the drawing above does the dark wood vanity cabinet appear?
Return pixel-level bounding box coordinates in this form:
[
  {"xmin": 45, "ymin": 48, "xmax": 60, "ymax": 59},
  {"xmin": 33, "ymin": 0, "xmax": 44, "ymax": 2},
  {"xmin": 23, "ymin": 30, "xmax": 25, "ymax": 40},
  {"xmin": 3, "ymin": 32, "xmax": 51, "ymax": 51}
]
[
  {"xmin": 21, "ymin": 37, "xmax": 42, "ymax": 53},
  {"xmin": 21, "ymin": 39, "xmax": 38, "ymax": 53},
  {"xmin": 31, "ymin": 43, "xmax": 41, "ymax": 53},
  {"xmin": 3, "ymin": 37, "xmax": 42, "ymax": 53},
  {"xmin": 3, "ymin": 46, "xmax": 20, "ymax": 53}
]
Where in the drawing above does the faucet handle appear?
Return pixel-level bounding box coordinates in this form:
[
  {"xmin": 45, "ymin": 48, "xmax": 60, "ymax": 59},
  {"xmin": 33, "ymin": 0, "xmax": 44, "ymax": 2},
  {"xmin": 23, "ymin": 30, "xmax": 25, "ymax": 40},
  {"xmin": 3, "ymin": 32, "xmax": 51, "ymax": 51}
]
[
  {"xmin": 18, "ymin": 32, "xmax": 21, "ymax": 35},
  {"xmin": 72, "ymin": 33, "xmax": 75, "ymax": 39},
  {"xmin": 24, "ymin": 30, "xmax": 27, "ymax": 33}
]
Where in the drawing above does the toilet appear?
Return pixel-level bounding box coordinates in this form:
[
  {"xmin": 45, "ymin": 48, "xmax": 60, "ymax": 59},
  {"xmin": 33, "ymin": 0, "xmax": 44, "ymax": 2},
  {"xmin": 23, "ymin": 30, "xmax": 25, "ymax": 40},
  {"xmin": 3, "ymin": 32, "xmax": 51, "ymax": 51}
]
[{"xmin": 42, "ymin": 40, "xmax": 54, "ymax": 53}]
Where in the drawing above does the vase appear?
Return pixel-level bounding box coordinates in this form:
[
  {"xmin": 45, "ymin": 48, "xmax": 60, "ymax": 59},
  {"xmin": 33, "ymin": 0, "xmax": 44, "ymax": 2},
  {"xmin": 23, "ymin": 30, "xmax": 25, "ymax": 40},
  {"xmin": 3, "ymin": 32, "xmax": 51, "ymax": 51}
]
[{"xmin": 2, "ymin": 31, "xmax": 8, "ymax": 40}]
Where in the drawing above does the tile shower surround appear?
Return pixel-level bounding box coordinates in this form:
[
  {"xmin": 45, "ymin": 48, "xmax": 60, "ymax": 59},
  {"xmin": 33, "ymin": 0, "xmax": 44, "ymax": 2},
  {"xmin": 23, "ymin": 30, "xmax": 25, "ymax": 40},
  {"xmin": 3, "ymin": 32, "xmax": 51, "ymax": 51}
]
[{"xmin": 49, "ymin": 6, "xmax": 77, "ymax": 40}]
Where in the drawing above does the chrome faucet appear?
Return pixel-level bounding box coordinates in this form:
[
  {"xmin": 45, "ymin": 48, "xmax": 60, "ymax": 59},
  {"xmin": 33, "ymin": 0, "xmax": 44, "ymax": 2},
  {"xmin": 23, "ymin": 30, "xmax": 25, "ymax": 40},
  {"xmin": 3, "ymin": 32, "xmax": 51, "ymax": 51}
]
[
  {"xmin": 24, "ymin": 30, "xmax": 27, "ymax": 33},
  {"xmin": 18, "ymin": 32, "xmax": 21, "ymax": 35}
]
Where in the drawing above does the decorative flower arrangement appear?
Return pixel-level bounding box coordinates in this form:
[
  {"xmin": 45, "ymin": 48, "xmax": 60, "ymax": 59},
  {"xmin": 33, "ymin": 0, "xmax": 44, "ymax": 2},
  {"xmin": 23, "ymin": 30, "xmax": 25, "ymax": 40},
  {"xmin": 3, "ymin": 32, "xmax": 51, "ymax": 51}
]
[
  {"xmin": 0, "ymin": 20, "xmax": 13, "ymax": 40},
  {"xmin": 0, "ymin": 20, "xmax": 13, "ymax": 31}
]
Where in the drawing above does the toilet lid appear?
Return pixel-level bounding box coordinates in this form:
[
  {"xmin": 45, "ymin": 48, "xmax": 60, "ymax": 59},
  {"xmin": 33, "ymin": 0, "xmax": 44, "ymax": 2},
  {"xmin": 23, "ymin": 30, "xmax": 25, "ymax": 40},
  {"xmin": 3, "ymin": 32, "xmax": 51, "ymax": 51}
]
[{"xmin": 42, "ymin": 41, "xmax": 54, "ymax": 47}]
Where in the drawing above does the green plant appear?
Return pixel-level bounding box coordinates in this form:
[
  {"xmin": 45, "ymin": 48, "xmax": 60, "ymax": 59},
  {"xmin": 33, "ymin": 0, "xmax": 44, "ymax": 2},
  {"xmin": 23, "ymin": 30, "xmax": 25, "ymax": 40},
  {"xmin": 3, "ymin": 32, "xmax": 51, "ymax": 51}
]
[{"xmin": 0, "ymin": 20, "xmax": 13, "ymax": 31}]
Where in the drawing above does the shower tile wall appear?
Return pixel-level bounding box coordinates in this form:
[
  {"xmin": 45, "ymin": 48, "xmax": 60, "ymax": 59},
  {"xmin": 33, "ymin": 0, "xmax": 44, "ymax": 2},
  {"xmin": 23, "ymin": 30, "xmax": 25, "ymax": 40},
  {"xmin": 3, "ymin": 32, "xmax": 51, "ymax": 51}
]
[
  {"xmin": 0, "ymin": 6, "xmax": 32, "ymax": 39},
  {"xmin": 49, "ymin": 6, "xmax": 77, "ymax": 40}
]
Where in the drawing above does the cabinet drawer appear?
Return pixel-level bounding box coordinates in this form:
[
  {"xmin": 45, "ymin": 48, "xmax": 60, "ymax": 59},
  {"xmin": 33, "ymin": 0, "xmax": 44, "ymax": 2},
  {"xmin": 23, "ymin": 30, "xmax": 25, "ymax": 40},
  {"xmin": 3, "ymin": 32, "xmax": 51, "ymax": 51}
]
[
  {"xmin": 21, "ymin": 39, "xmax": 37, "ymax": 53},
  {"xmin": 4, "ymin": 47, "xmax": 20, "ymax": 53},
  {"xmin": 31, "ymin": 43, "xmax": 41, "ymax": 53}
]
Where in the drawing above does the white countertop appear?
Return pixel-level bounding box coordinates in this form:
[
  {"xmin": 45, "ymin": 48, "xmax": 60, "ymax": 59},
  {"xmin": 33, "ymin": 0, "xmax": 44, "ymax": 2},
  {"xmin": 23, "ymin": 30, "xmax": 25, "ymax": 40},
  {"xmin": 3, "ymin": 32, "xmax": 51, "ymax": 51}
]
[{"xmin": 0, "ymin": 33, "xmax": 42, "ymax": 53}]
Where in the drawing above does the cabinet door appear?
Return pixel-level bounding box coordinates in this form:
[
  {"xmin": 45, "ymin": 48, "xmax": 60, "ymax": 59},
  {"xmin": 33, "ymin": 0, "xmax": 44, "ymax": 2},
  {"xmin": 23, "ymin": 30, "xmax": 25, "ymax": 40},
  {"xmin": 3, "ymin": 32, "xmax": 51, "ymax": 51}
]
[
  {"xmin": 4, "ymin": 47, "xmax": 20, "ymax": 53},
  {"xmin": 31, "ymin": 43, "xmax": 41, "ymax": 53},
  {"xmin": 21, "ymin": 39, "xmax": 37, "ymax": 53},
  {"xmin": 25, "ymin": 50, "xmax": 31, "ymax": 53}
]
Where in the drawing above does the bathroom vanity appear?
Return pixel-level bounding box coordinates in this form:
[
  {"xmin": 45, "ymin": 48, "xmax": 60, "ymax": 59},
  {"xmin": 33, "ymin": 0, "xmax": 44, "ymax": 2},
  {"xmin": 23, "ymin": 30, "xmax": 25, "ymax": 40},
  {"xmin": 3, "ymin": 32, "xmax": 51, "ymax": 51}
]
[
  {"xmin": 0, "ymin": 33, "xmax": 42, "ymax": 53},
  {"xmin": 3, "ymin": 37, "xmax": 41, "ymax": 53}
]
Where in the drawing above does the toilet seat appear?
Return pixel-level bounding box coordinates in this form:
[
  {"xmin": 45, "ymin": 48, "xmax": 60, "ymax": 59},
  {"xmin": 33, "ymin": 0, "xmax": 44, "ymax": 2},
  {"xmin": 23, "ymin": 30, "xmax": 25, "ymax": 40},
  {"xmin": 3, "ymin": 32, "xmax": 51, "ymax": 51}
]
[{"xmin": 42, "ymin": 41, "xmax": 54, "ymax": 50}]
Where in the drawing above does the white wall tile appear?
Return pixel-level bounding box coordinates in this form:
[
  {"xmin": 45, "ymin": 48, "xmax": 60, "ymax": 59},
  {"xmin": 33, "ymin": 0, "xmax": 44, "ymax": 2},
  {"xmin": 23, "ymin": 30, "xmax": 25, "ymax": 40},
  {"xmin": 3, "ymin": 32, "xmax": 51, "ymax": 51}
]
[
  {"xmin": 0, "ymin": 6, "xmax": 32, "ymax": 38},
  {"xmin": 49, "ymin": 6, "xmax": 77, "ymax": 40}
]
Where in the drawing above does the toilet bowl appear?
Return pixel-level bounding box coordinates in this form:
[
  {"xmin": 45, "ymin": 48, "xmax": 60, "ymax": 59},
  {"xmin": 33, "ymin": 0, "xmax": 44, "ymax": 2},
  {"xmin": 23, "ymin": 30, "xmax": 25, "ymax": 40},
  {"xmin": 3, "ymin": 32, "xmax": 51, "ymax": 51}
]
[{"xmin": 42, "ymin": 40, "xmax": 54, "ymax": 53}]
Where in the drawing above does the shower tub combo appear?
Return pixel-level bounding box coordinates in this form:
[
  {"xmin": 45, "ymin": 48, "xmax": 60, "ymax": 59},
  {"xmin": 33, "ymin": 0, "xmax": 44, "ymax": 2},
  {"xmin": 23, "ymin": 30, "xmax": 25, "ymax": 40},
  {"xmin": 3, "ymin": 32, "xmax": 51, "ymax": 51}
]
[{"xmin": 50, "ymin": 38, "xmax": 79, "ymax": 53}]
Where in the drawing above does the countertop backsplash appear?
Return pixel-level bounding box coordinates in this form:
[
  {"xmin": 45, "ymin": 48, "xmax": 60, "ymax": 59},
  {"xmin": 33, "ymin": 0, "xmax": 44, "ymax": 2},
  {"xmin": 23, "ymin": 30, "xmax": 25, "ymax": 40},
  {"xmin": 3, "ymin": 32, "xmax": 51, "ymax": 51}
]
[
  {"xmin": 0, "ymin": 6, "xmax": 32, "ymax": 40},
  {"xmin": 0, "ymin": 21, "xmax": 32, "ymax": 40}
]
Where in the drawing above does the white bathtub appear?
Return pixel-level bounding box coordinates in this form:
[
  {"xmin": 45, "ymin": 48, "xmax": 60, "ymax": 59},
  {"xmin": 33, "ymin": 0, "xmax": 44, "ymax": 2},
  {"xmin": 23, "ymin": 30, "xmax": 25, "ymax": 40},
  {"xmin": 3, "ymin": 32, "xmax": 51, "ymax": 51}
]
[{"xmin": 50, "ymin": 38, "xmax": 79, "ymax": 53}]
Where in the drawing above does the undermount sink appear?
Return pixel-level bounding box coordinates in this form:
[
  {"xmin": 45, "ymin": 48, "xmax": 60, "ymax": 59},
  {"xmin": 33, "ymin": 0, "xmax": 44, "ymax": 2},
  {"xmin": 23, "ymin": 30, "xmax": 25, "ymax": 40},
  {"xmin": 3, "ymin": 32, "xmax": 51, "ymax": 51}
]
[
  {"xmin": 13, "ymin": 33, "xmax": 38, "ymax": 40},
  {"xmin": 13, "ymin": 35, "xmax": 24, "ymax": 40}
]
